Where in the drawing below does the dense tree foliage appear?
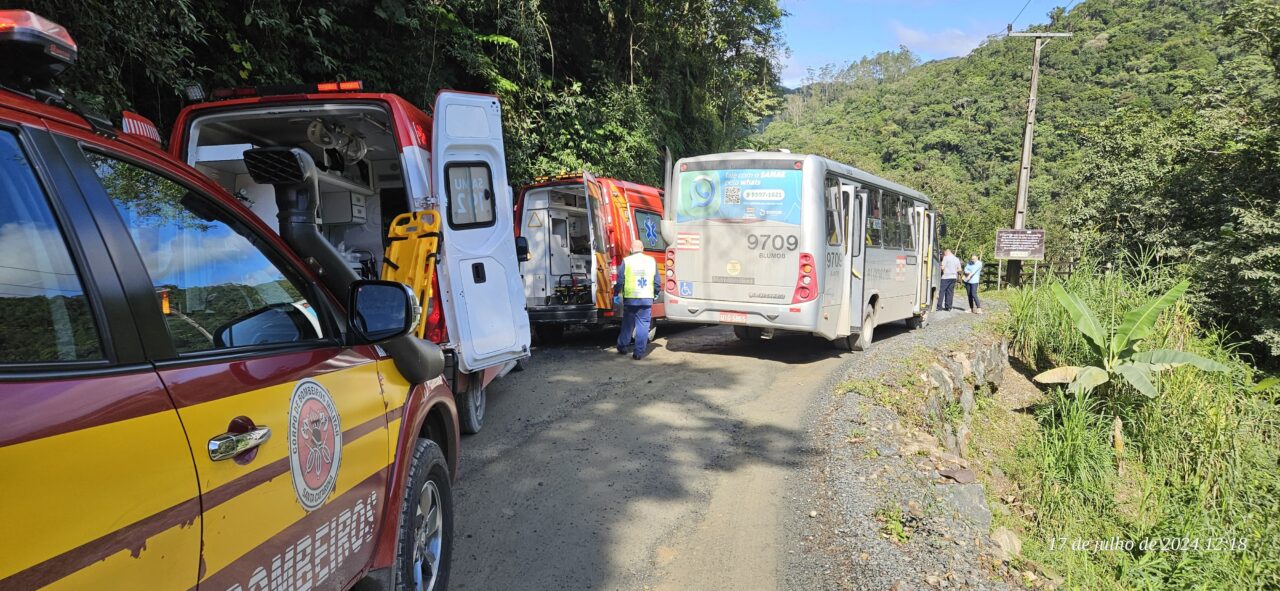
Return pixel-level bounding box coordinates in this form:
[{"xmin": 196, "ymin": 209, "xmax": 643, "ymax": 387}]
[
  {"xmin": 17, "ymin": 0, "xmax": 784, "ymax": 185},
  {"xmin": 756, "ymin": 0, "xmax": 1279, "ymax": 363}
]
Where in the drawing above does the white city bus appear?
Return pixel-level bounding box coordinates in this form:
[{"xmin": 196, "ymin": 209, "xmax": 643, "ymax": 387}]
[{"xmin": 659, "ymin": 151, "xmax": 940, "ymax": 350}]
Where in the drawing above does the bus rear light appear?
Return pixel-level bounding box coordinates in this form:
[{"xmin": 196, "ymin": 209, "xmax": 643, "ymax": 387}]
[
  {"xmin": 666, "ymin": 279, "xmax": 677, "ymax": 293},
  {"xmin": 666, "ymin": 268, "xmax": 674, "ymax": 278},
  {"xmin": 792, "ymin": 253, "xmax": 818, "ymax": 304}
]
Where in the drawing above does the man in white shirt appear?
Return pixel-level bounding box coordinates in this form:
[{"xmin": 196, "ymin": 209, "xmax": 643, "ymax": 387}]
[{"xmin": 938, "ymin": 249, "xmax": 962, "ymax": 311}]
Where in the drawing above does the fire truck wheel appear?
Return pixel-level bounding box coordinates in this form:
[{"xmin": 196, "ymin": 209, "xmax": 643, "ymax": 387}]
[
  {"xmin": 458, "ymin": 375, "xmax": 486, "ymax": 434},
  {"xmin": 396, "ymin": 439, "xmax": 453, "ymax": 591}
]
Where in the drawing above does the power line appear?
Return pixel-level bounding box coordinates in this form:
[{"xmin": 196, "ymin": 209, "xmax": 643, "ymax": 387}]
[
  {"xmin": 1010, "ymin": 0, "xmax": 1036, "ymax": 27},
  {"xmin": 990, "ymin": 0, "xmax": 1038, "ymax": 39}
]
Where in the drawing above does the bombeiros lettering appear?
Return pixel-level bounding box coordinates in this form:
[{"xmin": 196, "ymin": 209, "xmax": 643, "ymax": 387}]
[{"xmin": 223, "ymin": 492, "xmax": 379, "ymax": 591}]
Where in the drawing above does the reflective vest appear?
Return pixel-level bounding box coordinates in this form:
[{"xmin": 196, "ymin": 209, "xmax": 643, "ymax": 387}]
[{"xmin": 622, "ymin": 253, "xmax": 657, "ymax": 299}]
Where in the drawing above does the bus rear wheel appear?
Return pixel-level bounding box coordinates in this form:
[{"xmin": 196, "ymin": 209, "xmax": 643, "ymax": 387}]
[{"xmin": 733, "ymin": 326, "xmax": 762, "ymax": 341}]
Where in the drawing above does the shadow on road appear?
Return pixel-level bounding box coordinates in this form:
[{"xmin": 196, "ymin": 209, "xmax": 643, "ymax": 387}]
[{"xmin": 452, "ymin": 325, "xmax": 817, "ymax": 589}]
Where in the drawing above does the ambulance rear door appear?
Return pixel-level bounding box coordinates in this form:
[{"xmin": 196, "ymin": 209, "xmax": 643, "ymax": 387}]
[
  {"xmin": 432, "ymin": 91, "xmax": 530, "ymax": 372},
  {"xmin": 582, "ymin": 171, "xmax": 613, "ymax": 312}
]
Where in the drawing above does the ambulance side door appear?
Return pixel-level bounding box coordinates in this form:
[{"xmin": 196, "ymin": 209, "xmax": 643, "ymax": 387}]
[
  {"xmin": 432, "ymin": 91, "xmax": 531, "ymax": 372},
  {"xmin": 60, "ymin": 140, "xmax": 392, "ymax": 590}
]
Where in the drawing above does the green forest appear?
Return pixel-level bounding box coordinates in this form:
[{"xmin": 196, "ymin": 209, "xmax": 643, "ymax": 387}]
[{"xmin": 18, "ymin": 0, "xmax": 783, "ymax": 186}]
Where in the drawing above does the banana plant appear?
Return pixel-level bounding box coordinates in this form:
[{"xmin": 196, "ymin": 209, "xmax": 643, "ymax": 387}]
[{"xmin": 1033, "ymin": 280, "xmax": 1231, "ymax": 397}]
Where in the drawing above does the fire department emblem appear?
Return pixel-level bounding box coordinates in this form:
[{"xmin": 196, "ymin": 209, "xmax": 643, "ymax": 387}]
[{"xmin": 288, "ymin": 379, "xmax": 343, "ymax": 512}]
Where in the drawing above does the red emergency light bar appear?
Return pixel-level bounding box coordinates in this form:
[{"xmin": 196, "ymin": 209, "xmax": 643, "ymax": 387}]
[
  {"xmin": 209, "ymin": 80, "xmax": 365, "ymax": 100},
  {"xmin": 0, "ymin": 10, "xmax": 78, "ymax": 82}
]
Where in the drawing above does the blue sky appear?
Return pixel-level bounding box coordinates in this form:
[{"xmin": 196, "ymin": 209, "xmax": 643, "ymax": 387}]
[{"xmin": 778, "ymin": 0, "xmax": 1059, "ymax": 87}]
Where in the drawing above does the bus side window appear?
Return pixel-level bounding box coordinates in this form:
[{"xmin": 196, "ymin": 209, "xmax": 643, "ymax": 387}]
[
  {"xmin": 903, "ymin": 199, "xmax": 917, "ymax": 250},
  {"xmin": 866, "ymin": 189, "xmax": 882, "ymax": 248},
  {"xmin": 890, "ymin": 193, "xmax": 908, "ymax": 249},
  {"xmin": 846, "ymin": 184, "xmax": 863, "ymax": 257},
  {"xmin": 882, "ymin": 193, "xmax": 900, "ymax": 248},
  {"xmin": 824, "ymin": 176, "xmax": 842, "ymax": 247}
]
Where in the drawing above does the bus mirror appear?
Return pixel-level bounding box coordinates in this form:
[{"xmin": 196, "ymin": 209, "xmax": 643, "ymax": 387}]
[{"xmin": 939, "ymin": 217, "xmax": 948, "ymax": 238}]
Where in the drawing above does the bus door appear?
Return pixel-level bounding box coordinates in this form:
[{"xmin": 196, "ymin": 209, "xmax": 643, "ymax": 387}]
[
  {"xmin": 836, "ymin": 181, "xmax": 865, "ymax": 337},
  {"xmin": 817, "ymin": 176, "xmax": 846, "ymax": 339},
  {"xmin": 432, "ymin": 90, "xmax": 531, "ymax": 372},
  {"xmin": 913, "ymin": 206, "xmax": 934, "ymax": 312}
]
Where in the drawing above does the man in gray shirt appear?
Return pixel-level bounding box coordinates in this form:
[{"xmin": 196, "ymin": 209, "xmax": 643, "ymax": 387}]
[{"xmin": 938, "ymin": 249, "xmax": 962, "ymax": 311}]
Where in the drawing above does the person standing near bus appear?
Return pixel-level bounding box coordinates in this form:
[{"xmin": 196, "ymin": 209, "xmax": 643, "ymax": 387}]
[
  {"xmin": 963, "ymin": 254, "xmax": 983, "ymax": 314},
  {"xmin": 615, "ymin": 239, "xmax": 658, "ymax": 360},
  {"xmin": 938, "ymin": 249, "xmax": 962, "ymax": 311}
]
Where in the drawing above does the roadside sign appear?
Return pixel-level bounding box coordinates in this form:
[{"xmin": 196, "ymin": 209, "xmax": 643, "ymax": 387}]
[{"xmin": 994, "ymin": 229, "xmax": 1045, "ymax": 260}]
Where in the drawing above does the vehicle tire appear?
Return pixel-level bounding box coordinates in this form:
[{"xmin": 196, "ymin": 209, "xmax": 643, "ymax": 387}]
[
  {"xmin": 457, "ymin": 375, "xmax": 486, "ymax": 435},
  {"xmin": 395, "ymin": 439, "xmax": 453, "ymax": 591},
  {"xmin": 733, "ymin": 326, "xmax": 762, "ymax": 341},
  {"xmin": 906, "ymin": 311, "xmax": 929, "ymax": 330},
  {"xmin": 535, "ymin": 324, "xmax": 565, "ymax": 343},
  {"xmin": 513, "ymin": 357, "xmax": 527, "ymax": 372},
  {"xmin": 852, "ymin": 310, "xmax": 875, "ymax": 351}
]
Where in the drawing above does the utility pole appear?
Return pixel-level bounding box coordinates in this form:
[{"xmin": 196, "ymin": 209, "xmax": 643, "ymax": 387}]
[{"xmin": 1004, "ymin": 30, "xmax": 1071, "ymax": 286}]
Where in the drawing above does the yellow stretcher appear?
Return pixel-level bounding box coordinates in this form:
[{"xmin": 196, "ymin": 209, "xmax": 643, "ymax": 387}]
[{"xmin": 381, "ymin": 211, "xmax": 441, "ymax": 339}]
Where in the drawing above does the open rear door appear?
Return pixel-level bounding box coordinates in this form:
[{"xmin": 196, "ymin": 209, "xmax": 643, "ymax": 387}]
[
  {"xmin": 582, "ymin": 172, "xmax": 614, "ymax": 313},
  {"xmin": 433, "ymin": 91, "xmax": 531, "ymax": 372}
]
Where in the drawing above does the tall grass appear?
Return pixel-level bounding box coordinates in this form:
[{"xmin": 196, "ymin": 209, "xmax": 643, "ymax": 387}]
[{"xmin": 1003, "ymin": 259, "xmax": 1280, "ymax": 590}]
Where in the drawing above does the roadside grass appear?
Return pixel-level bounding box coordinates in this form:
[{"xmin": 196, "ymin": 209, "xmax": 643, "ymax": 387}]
[
  {"xmin": 998, "ymin": 261, "xmax": 1280, "ymax": 589},
  {"xmin": 875, "ymin": 503, "xmax": 912, "ymax": 544}
]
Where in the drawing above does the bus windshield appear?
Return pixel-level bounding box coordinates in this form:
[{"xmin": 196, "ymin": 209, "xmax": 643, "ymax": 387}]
[{"xmin": 675, "ymin": 165, "xmax": 803, "ymax": 225}]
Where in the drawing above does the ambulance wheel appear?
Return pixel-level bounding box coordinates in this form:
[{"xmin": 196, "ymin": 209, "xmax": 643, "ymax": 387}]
[
  {"xmin": 457, "ymin": 375, "xmax": 486, "ymax": 435},
  {"xmin": 852, "ymin": 311, "xmax": 876, "ymax": 351},
  {"xmin": 734, "ymin": 326, "xmax": 762, "ymax": 341},
  {"xmin": 535, "ymin": 324, "xmax": 565, "ymax": 343},
  {"xmin": 396, "ymin": 439, "xmax": 453, "ymax": 591}
]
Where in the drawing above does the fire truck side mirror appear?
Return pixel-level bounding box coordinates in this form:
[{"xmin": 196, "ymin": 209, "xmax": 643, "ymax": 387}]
[{"xmin": 515, "ymin": 236, "xmax": 530, "ymax": 262}]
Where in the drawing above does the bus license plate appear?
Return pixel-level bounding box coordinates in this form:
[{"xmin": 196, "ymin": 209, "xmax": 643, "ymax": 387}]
[{"xmin": 719, "ymin": 311, "xmax": 749, "ymax": 324}]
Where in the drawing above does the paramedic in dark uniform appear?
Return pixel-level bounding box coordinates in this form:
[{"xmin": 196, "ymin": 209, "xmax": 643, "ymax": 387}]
[{"xmin": 615, "ymin": 239, "xmax": 658, "ymax": 360}]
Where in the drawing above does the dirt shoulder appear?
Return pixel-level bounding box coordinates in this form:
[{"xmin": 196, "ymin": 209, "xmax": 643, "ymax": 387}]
[{"xmin": 784, "ymin": 304, "xmax": 1041, "ymax": 591}]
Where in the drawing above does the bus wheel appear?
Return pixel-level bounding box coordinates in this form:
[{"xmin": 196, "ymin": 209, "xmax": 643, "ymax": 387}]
[
  {"xmin": 733, "ymin": 326, "xmax": 761, "ymax": 341},
  {"xmin": 458, "ymin": 375, "xmax": 486, "ymax": 435},
  {"xmin": 852, "ymin": 311, "xmax": 875, "ymax": 351}
]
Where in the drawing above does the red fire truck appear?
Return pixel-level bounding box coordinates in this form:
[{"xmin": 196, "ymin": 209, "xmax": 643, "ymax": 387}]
[{"xmin": 0, "ymin": 10, "xmax": 469, "ymax": 590}]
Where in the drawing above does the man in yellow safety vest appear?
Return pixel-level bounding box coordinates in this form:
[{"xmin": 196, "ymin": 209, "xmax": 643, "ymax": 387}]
[{"xmin": 614, "ymin": 239, "xmax": 658, "ymax": 360}]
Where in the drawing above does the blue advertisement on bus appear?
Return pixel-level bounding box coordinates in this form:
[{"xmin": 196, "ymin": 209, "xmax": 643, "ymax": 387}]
[{"xmin": 676, "ymin": 168, "xmax": 802, "ymax": 225}]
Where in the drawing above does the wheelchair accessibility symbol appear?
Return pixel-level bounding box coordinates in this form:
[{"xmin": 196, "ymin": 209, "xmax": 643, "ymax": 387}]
[{"xmin": 678, "ymin": 281, "xmax": 694, "ymax": 297}]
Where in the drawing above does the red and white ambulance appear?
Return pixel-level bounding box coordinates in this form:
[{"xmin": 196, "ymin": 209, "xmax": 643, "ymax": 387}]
[{"xmin": 168, "ymin": 83, "xmax": 531, "ymax": 433}]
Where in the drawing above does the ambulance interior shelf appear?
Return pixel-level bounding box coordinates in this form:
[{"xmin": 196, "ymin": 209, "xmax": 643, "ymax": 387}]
[{"xmin": 185, "ymin": 105, "xmax": 411, "ymax": 284}]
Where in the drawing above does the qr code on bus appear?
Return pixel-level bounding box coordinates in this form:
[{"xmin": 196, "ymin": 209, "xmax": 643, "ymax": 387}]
[{"xmin": 724, "ymin": 187, "xmax": 742, "ymax": 204}]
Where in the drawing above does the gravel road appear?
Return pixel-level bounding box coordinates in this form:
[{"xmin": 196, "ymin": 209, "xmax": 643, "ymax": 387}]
[{"xmin": 451, "ymin": 306, "xmax": 1002, "ymax": 590}]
